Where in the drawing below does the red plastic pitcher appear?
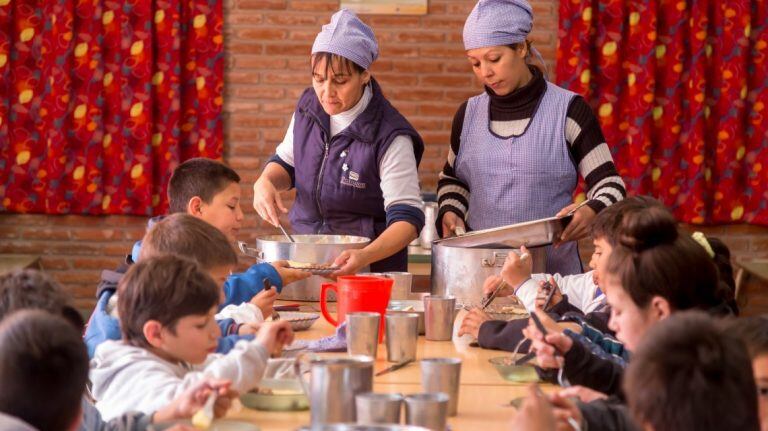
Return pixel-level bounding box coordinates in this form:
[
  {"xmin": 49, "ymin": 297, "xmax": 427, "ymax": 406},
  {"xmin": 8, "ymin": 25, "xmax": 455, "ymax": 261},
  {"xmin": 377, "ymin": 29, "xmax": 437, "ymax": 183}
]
[{"xmin": 320, "ymin": 275, "xmax": 393, "ymax": 342}]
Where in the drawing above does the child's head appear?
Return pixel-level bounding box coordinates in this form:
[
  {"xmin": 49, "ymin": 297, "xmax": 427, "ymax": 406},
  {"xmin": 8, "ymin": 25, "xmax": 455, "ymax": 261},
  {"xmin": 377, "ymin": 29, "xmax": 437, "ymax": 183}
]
[
  {"xmin": 625, "ymin": 311, "xmax": 758, "ymax": 431},
  {"xmin": 724, "ymin": 316, "xmax": 768, "ymax": 430},
  {"xmin": 0, "ymin": 309, "xmax": 89, "ymax": 431},
  {"xmin": 167, "ymin": 157, "xmax": 243, "ymax": 241},
  {"xmin": 604, "ymin": 204, "xmax": 721, "ymax": 350},
  {"xmin": 0, "ymin": 269, "xmax": 84, "ymax": 330},
  {"xmin": 118, "ymin": 255, "xmax": 221, "ymax": 364},
  {"xmin": 588, "ymin": 196, "xmax": 664, "ymax": 288},
  {"xmin": 140, "ymin": 213, "xmax": 238, "ymax": 287}
]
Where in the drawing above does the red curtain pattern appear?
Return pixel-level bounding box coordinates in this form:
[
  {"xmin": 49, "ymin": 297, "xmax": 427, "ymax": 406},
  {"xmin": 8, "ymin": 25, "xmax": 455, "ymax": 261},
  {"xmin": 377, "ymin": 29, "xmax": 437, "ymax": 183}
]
[
  {"xmin": 557, "ymin": 0, "xmax": 768, "ymax": 225},
  {"xmin": 0, "ymin": 0, "xmax": 224, "ymax": 215}
]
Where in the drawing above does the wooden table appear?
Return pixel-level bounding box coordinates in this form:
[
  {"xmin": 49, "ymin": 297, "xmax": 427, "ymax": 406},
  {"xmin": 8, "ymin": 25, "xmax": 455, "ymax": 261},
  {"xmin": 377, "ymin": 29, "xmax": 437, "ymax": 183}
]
[{"xmin": 227, "ymin": 306, "xmax": 548, "ymax": 430}]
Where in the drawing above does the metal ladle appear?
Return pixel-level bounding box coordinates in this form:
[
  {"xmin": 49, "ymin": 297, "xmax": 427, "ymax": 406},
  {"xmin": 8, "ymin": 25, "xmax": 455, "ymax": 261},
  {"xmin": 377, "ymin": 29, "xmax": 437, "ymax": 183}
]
[{"xmin": 277, "ymin": 222, "xmax": 296, "ymax": 243}]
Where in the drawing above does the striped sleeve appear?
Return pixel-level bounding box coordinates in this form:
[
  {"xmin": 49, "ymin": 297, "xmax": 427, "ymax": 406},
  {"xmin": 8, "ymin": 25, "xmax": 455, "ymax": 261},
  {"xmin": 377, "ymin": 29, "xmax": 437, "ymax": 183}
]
[
  {"xmin": 436, "ymin": 101, "xmax": 470, "ymax": 236},
  {"xmin": 565, "ymin": 97, "xmax": 627, "ymax": 213}
]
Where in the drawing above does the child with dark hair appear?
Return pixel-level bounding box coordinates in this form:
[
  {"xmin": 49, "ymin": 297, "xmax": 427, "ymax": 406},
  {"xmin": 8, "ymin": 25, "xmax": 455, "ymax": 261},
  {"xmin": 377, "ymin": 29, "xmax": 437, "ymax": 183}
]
[
  {"xmin": 525, "ymin": 202, "xmax": 733, "ymax": 429},
  {"xmin": 90, "ymin": 256, "xmax": 293, "ymax": 420},
  {"xmin": 510, "ymin": 312, "xmax": 759, "ymax": 431},
  {"xmin": 89, "ymin": 159, "xmax": 308, "ymax": 356},
  {"xmin": 0, "ymin": 269, "xmax": 237, "ymax": 431},
  {"xmin": 86, "ymin": 213, "xmax": 282, "ymax": 357},
  {"xmin": 625, "ymin": 312, "xmax": 759, "ymax": 431},
  {"xmin": 460, "ymin": 196, "xmax": 661, "ymax": 355},
  {"xmin": 0, "ymin": 310, "xmax": 88, "ymax": 431},
  {"xmin": 725, "ymin": 316, "xmax": 768, "ymax": 430}
]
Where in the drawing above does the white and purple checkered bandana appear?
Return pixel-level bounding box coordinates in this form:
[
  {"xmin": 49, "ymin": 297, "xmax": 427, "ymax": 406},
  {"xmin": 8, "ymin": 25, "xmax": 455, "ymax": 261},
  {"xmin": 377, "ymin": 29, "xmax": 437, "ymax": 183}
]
[
  {"xmin": 463, "ymin": 0, "xmax": 533, "ymax": 50},
  {"xmin": 311, "ymin": 9, "xmax": 378, "ymax": 70}
]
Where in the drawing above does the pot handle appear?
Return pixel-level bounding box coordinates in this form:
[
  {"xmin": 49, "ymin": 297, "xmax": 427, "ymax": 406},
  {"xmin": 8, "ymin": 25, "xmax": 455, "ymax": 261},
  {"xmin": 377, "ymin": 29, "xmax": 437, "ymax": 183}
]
[
  {"xmin": 481, "ymin": 252, "xmax": 510, "ymax": 268},
  {"xmin": 320, "ymin": 282, "xmax": 339, "ymax": 326}
]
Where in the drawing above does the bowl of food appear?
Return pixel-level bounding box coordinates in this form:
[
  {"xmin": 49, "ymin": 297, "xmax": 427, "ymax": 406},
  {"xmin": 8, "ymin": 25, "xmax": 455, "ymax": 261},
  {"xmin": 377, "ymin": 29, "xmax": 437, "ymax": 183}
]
[
  {"xmin": 240, "ymin": 378, "xmax": 309, "ymax": 411},
  {"xmin": 275, "ymin": 311, "xmax": 320, "ymax": 331},
  {"xmin": 489, "ymin": 355, "xmax": 540, "ymax": 383}
]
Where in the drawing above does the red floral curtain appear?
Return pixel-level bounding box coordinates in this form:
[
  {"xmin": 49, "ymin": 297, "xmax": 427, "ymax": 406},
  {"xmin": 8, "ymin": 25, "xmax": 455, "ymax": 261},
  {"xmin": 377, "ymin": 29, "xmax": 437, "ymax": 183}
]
[
  {"xmin": 0, "ymin": 0, "xmax": 224, "ymax": 215},
  {"xmin": 557, "ymin": 0, "xmax": 768, "ymax": 225}
]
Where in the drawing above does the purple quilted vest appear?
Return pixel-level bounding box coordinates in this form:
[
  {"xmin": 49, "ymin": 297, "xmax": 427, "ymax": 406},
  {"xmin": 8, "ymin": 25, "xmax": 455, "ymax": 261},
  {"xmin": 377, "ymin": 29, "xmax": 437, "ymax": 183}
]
[{"xmin": 289, "ymin": 78, "xmax": 424, "ymax": 272}]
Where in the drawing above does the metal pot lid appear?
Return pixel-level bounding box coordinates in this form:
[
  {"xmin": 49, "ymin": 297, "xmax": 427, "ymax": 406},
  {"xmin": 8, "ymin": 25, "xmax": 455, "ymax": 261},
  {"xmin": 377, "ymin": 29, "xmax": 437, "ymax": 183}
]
[{"xmin": 432, "ymin": 214, "xmax": 573, "ymax": 249}]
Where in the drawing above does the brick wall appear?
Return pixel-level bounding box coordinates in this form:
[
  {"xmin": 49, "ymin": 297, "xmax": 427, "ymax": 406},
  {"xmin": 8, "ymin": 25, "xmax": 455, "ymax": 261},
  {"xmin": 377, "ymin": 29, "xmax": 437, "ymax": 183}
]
[{"xmin": 1, "ymin": 0, "xmax": 768, "ymax": 311}]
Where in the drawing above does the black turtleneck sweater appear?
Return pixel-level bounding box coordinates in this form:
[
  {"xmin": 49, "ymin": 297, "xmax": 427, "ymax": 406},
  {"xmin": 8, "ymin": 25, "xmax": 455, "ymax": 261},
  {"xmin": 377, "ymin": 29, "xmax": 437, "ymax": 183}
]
[{"xmin": 437, "ymin": 66, "xmax": 626, "ymax": 230}]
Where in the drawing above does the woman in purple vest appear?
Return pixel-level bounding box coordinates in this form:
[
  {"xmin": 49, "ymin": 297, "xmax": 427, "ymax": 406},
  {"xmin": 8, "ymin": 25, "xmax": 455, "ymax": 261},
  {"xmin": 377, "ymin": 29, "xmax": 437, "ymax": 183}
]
[
  {"xmin": 436, "ymin": 0, "xmax": 626, "ymax": 275},
  {"xmin": 252, "ymin": 9, "xmax": 425, "ymax": 275}
]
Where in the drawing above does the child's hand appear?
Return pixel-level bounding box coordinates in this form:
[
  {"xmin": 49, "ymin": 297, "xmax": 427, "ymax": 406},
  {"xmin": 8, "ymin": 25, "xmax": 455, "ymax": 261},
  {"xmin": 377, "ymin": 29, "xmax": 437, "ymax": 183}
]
[
  {"xmin": 522, "ymin": 311, "xmax": 572, "ymax": 370},
  {"xmin": 256, "ymin": 321, "xmax": 294, "ymax": 356},
  {"xmin": 500, "ymin": 246, "xmax": 533, "ymax": 288},
  {"xmin": 509, "ymin": 384, "xmax": 557, "ymax": 431},
  {"xmin": 153, "ymin": 378, "xmax": 236, "ymax": 422},
  {"xmin": 548, "ymin": 391, "xmax": 585, "ymax": 430},
  {"xmin": 271, "ymin": 261, "xmax": 312, "ymax": 286},
  {"xmin": 481, "ymin": 275, "xmax": 515, "ymax": 298},
  {"xmin": 250, "ymin": 288, "xmax": 277, "ymax": 319},
  {"xmin": 558, "ymin": 385, "xmax": 608, "ymax": 403},
  {"xmin": 458, "ymin": 308, "xmax": 491, "ymax": 338},
  {"xmin": 535, "ymin": 276, "xmax": 563, "ymax": 311},
  {"xmin": 238, "ymin": 322, "xmax": 263, "ymax": 335}
]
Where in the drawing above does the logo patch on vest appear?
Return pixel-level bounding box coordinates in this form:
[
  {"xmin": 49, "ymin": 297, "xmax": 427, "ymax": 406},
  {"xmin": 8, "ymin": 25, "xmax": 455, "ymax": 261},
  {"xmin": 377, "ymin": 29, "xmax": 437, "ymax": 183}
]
[{"xmin": 341, "ymin": 170, "xmax": 366, "ymax": 189}]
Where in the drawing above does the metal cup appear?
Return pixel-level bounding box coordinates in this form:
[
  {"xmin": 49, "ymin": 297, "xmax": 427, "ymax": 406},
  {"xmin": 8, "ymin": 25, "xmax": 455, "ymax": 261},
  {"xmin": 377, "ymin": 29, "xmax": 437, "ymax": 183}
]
[
  {"xmin": 404, "ymin": 392, "xmax": 449, "ymax": 431},
  {"xmin": 423, "ymin": 296, "xmax": 456, "ymax": 341},
  {"xmin": 385, "ymin": 313, "xmax": 419, "ymax": 363},
  {"xmin": 384, "ymin": 271, "xmax": 414, "ymax": 300},
  {"xmin": 347, "ymin": 312, "xmax": 381, "ymax": 358},
  {"xmin": 420, "ymin": 358, "xmax": 461, "ymax": 416},
  {"xmin": 355, "ymin": 392, "xmax": 403, "ymax": 424}
]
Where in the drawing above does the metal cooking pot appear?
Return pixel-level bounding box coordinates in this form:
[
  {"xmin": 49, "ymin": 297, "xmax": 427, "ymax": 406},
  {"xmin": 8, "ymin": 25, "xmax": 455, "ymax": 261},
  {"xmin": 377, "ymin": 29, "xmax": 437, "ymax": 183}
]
[
  {"xmin": 255, "ymin": 234, "xmax": 371, "ymax": 301},
  {"xmin": 430, "ymin": 242, "xmax": 547, "ymax": 307}
]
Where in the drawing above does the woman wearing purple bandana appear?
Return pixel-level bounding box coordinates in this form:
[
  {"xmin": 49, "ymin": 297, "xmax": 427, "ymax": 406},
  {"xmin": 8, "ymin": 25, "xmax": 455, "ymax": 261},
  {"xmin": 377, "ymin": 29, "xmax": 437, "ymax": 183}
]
[
  {"xmin": 252, "ymin": 9, "xmax": 425, "ymax": 276},
  {"xmin": 437, "ymin": 0, "xmax": 626, "ymax": 275}
]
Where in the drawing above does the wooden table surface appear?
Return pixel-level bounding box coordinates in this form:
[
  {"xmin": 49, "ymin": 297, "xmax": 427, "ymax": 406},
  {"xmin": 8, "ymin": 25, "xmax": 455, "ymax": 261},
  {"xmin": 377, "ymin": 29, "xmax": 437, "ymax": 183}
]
[{"xmin": 227, "ymin": 305, "xmax": 549, "ymax": 430}]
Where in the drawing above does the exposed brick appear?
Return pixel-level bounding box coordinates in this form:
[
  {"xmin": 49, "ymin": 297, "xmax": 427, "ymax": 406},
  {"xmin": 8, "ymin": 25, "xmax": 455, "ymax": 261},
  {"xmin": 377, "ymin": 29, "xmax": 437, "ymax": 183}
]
[
  {"xmin": 372, "ymin": 73, "xmax": 419, "ymax": 87},
  {"xmin": 752, "ymin": 238, "xmax": 768, "ymax": 253},
  {"xmin": 389, "ymin": 88, "xmax": 444, "ymax": 101},
  {"xmin": 226, "ymin": 43, "xmax": 265, "ymax": 55},
  {"xmin": 231, "ymin": 114, "xmax": 285, "ymax": 128},
  {"xmin": 39, "ymin": 257, "xmax": 71, "ymax": 270},
  {"xmin": 264, "ymin": 14, "xmax": 318, "ymax": 25},
  {"xmin": 420, "ymin": 46, "xmax": 468, "ymax": 59},
  {"xmin": 72, "ymin": 257, "xmax": 125, "ymax": 270},
  {"xmin": 393, "ymin": 32, "xmax": 446, "ymax": 44},
  {"xmin": 55, "ymin": 271, "xmax": 102, "ymax": 285},
  {"xmin": 392, "ymin": 60, "xmax": 443, "ymax": 73},
  {"xmin": 227, "ymin": 72, "xmax": 261, "ymax": 84},
  {"xmin": 70, "ymin": 228, "xmax": 120, "ymax": 241},
  {"xmin": 260, "ymin": 101, "xmax": 297, "ymax": 114},
  {"xmin": 418, "ymin": 74, "xmax": 474, "ymax": 87},
  {"xmin": 236, "ymin": 28, "xmax": 288, "ymax": 40},
  {"xmin": 264, "ymin": 44, "xmax": 311, "ymax": 56},
  {"xmin": 288, "ymin": 0, "xmax": 337, "ymax": 12},
  {"xmin": 262, "ymin": 71, "xmax": 310, "ymax": 85},
  {"xmin": 368, "ymin": 16, "xmax": 422, "ymax": 27},
  {"xmin": 288, "ymin": 30, "xmax": 318, "ymax": 42},
  {"xmin": 419, "ymin": 103, "xmax": 460, "ymax": 116},
  {"xmin": 237, "ymin": 0, "xmax": 286, "ymax": 10},
  {"xmin": 226, "ymin": 13, "xmax": 264, "ymax": 25},
  {"xmin": 20, "ymin": 228, "xmax": 71, "ymax": 240},
  {"xmin": 229, "ymin": 86, "xmax": 286, "ymax": 99}
]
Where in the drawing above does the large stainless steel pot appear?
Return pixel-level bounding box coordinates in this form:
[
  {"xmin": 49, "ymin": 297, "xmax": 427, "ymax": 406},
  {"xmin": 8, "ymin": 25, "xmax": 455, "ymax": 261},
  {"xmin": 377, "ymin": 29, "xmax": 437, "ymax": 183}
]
[
  {"xmin": 429, "ymin": 215, "xmax": 572, "ymax": 306},
  {"xmin": 255, "ymin": 234, "xmax": 370, "ymax": 301},
  {"xmin": 430, "ymin": 242, "xmax": 547, "ymax": 307}
]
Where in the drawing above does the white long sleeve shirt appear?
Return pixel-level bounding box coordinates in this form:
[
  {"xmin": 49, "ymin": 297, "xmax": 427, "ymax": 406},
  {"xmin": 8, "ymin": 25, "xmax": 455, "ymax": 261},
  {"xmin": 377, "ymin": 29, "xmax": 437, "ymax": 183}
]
[
  {"xmin": 90, "ymin": 339, "xmax": 269, "ymax": 420},
  {"xmin": 515, "ymin": 270, "xmax": 605, "ymax": 314}
]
